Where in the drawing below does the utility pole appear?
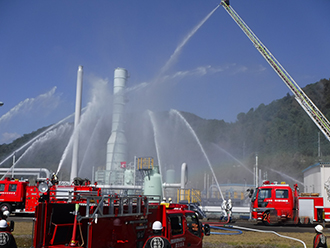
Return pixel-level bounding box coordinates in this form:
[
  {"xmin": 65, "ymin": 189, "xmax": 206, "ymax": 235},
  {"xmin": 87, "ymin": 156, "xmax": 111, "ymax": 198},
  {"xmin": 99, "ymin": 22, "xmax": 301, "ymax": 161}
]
[
  {"xmin": 318, "ymin": 132, "xmax": 322, "ymax": 162},
  {"xmin": 255, "ymin": 153, "xmax": 258, "ymax": 188}
]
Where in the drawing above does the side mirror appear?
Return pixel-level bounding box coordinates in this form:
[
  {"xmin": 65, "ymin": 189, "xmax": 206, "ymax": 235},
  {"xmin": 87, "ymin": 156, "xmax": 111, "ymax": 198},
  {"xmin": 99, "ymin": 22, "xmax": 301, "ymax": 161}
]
[
  {"xmin": 203, "ymin": 224, "xmax": 210, "ymax": 236},
  {"xmin": 247, "ymin": 188, "xmax": 254, "ymax": 198}
]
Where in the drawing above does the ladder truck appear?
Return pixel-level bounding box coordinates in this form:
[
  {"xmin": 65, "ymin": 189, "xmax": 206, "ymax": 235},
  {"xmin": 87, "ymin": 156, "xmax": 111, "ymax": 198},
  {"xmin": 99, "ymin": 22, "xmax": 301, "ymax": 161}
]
[{"xmin": 219, "ymin": 0, "xmax": 330, "ymax": 199}]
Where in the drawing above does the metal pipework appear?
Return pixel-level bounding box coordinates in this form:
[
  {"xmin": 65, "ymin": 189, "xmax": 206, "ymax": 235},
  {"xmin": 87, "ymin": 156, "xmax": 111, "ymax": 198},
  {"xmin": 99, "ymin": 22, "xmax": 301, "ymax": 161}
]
[
  {"xmin": 0, "ymin": 168, "xmax": 51, "ymax": 179},
  {"xmin": 162, "ymin": 163, "xmax": 188, "ymax": 189}
]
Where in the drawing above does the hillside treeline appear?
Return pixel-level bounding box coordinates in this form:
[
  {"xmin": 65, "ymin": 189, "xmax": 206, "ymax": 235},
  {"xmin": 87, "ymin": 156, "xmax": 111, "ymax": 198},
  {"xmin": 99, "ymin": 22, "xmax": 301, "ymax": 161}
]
[{"xmin": 182, "ymin": 78, "xmax": 330, "ymax": 186}]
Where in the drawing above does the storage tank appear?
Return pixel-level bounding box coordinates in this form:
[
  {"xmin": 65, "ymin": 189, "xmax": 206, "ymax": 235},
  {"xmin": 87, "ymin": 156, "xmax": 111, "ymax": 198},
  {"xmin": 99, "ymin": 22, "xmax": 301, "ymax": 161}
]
[
  {"xmin": 166, "ymin": 169, "xmax": 175, "ymax": 184},
  {"xmin": 144, "ymin": 165, "xmax": 163, "ymax": 200}
]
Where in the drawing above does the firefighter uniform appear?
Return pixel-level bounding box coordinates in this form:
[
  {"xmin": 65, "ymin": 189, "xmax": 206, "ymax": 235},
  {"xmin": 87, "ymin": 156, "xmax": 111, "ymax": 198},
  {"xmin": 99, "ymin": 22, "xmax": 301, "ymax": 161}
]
[
  {"xmin": 0, "ymin": 220, "xmax": 17, "ymax": 248},
  {"xmin": 313, "ymin": 225, "xmax": 327, "ymax": 248},
  {"xmin": 143, "ymin": 221, "xmax": 171, "ymax": 248},
  {"xmin": 143, "ymin": 236, "xmax": 171, "ymax": 248}
]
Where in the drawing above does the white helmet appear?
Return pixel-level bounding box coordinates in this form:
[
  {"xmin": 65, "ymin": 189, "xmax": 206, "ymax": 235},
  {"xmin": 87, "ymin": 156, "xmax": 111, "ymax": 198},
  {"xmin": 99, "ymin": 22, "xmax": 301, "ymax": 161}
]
[
  {"xmin": 3, "ymin": 210, "xmax": 9, "ymax": 217},
  {"xmin": 152, "ymin": 221, "xmax": 163, "ymax": 230},
  {"xmin": 315, "ymin": 224, "xmax": 323, "ymax": 233},
  {"xmin": 0, "ymin": 220, "xmax": 7, "ymax": 228}
]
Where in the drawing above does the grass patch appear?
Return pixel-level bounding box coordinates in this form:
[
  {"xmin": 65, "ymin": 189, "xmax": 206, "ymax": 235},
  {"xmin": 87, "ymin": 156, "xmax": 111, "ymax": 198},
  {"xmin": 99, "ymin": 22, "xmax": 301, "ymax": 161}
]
[
  {"xmin": 12, "ymin": 222, "xmax": 33, "ymax": 248},
  {"xmin": 203, "ymin": 231, "xmax": 315, "ymax": 248},
  {"xmin": 12, "ymin": 221, "xmax": 317, "ymax": 248}
]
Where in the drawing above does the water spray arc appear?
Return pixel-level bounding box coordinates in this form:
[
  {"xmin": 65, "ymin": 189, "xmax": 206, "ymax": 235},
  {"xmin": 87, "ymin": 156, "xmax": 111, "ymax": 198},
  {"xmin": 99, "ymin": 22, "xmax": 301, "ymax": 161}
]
[
  {"xmin": 148, "ymin": 110, "xmax": 165, "ymax": 197},
  {"xmin": 157, "ymin": 4, "xmax": 220, "ymax": 80},
  {"xmin": 269, "ymin": 168, "xmax": 304, "ymax": 185},
  {"xmin": 0, "ymin": 112, "xmax": 76, "ymax": 169},
  {"xmin": 170, "ymin": 109, "xmax": 224, "ymax": 200},
  {"xmin": 212, "ymin": 143, "xmax": 253, "ymax": 174},
  {"xmin": 4, "ymin": 123, "xmax": 72, "ymax": 178},
  {"xmin": 78, "ymin": 118, "xmax": 103, "ymax": 175}
]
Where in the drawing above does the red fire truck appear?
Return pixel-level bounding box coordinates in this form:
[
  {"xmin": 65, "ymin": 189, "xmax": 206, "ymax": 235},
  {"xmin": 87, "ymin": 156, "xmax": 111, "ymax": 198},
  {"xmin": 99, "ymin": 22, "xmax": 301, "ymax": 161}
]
[
  {"xmin": 0, "ymin": 177, "xmax": 99, "ymax": 215},
  {"xmin": 0, "ymin": 177, "xmax": 41, "ymax": 214},
  {"xmin": 250, "ymin": 181, "xmax": 330, "ymax": 225},
  {"xmin": 32, "ymin": 180, "xmax": 210, "ymax": 248}
]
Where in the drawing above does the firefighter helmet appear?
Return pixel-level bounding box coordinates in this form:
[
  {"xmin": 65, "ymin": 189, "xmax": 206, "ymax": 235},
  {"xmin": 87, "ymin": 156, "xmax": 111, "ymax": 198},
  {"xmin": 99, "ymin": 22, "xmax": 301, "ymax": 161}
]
[
  {"xmin": 315, "ymin": 225, "xmax": 323, "ymax": 233},
  {"xmin": 3, "ymin": 210, "xmax": 9, "ymax": 217},
  {"xmin": 0, "ymin": 220, "xmax": 7, "ymax": 228},
  {"xmin": 152, "ymin": 221, "xmax": 163, "ymax": 230}
]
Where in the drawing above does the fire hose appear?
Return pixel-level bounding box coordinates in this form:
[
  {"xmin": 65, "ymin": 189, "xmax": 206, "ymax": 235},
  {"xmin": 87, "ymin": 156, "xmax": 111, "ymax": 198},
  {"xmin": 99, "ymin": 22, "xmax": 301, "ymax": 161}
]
[
  {"xmin": 208, "ymin": 224, "xmax": 306, "ymax": 248},
  {"xmin": 210, "ymin": 226, "xmax": 242, "ymax": 235}
]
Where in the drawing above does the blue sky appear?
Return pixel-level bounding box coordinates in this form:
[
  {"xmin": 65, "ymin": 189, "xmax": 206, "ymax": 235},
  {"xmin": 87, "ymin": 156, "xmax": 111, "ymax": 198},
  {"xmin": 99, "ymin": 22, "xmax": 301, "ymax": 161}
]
[{"xmin": 0, "ymin": 0, "xmax": 329, "ymax": 144}]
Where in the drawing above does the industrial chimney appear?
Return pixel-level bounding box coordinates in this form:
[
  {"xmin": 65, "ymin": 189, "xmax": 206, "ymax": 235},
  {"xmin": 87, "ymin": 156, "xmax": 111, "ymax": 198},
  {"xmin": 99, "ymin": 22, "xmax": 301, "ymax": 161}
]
[
  {"xmin": 105, "ymin": 68, "xmax": 128, "ymax": 185},
  {"xmin": 70, "ymin": 65, "xmax": 83, "ymax": 183}
]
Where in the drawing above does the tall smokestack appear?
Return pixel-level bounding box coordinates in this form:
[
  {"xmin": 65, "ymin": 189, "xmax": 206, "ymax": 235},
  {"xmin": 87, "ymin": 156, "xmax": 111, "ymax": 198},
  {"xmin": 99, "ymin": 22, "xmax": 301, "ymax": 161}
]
[
  {"xmin": 70, "ymin": 65, "xmax": 83, "ymax": 182},
  {"xmin": 106, "ymin": 68, "xmax": 128, "ymax": 185}
]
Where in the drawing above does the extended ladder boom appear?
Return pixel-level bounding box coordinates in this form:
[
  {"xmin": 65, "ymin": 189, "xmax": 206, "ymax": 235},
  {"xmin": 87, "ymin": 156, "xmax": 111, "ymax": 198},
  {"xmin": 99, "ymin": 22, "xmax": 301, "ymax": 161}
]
[{"xmin": 220, "ymin": 1, "xmax": 330, "ymax": 142}]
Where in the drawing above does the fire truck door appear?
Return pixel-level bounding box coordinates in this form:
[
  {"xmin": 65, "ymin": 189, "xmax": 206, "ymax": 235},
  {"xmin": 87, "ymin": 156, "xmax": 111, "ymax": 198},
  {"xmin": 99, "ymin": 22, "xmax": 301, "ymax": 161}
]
[
  {"xmin": 274, "ymin": 189, "xmax": 290, "ymax": 215},
  {"xmin": 185, "ymin": 213, "xmax": 202, "ymax": 248},
  {"xmin": 6, "ymin": 183, "xmax": 20, "ymax": 202},
  {"xmin": 168, "ymin": 214, "xmax": 185, "ymax": 247}
]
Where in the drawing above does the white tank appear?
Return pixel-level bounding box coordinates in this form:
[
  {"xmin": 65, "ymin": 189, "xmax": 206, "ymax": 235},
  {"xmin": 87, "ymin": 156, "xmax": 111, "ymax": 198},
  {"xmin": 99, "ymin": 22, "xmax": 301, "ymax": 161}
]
[
  {"xmin": 166, "ymin": 169, "xmax": 175, "ymax": 184},
  {"xmin": 144, "ymin": 166, "xmax": 163, "ymax": 200}
]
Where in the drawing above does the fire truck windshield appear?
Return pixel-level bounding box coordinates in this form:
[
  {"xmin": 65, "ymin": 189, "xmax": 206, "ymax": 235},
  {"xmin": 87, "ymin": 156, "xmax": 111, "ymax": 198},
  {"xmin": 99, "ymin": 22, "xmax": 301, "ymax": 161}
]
[
  {"xmin": 257, "ymin": 188, "xmax": 272, "ymax": 207},
  {"xmin": 259, "ymin": 189, "xmax": 272, "ymax": 199}
]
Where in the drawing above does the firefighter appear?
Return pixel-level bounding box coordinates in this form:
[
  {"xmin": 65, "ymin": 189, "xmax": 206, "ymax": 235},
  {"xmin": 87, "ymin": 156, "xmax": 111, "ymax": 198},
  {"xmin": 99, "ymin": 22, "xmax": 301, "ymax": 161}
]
[
  {"xmin": 313, "ymin": 225, "xmax": 327, "ymax": 248},
  {"xmin": 226, "ymin": 199, "xmax": 233, "ymax": 221},
  {"xmin": 0, "ymin": 219, "xmax": 17, "ymax": 248},
  {"xmin": 0, "ymin": 211, "xmax": 9, "ymax": 221},
  {"xmin": 50, "ymin": 173, "xmax": 59, "ymax": 185},
  {"xmin": 143, "ymin": 221, "xmax": 171, "ymax": 248},
  {"xmin": 220, "ymin": 200, "xmax": 227, "ymax": 220},
  {"xmin": 0, "ymin": 211, "xmax": 13, "ymax": 233}
]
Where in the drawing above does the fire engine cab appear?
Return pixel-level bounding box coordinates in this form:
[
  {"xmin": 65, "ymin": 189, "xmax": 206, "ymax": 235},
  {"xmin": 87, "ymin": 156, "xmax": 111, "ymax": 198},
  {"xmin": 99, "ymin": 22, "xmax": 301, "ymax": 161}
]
[
  {"xmin": 32, "ymin": 181, "xmax": 210, "ymax": 248},
  {"xmin": 251, "ymin": 180, "xmax": 330, "ymax": 225},
  {"xmin": 0, "ymin": 177, "xmax": 40, "ymax": 214}
]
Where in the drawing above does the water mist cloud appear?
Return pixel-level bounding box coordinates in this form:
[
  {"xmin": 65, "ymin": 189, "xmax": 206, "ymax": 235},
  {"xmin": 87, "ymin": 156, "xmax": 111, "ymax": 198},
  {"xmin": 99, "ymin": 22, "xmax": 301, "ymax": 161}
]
[
  {"xmin": 165, "ymin": 65, "xmax": 226, "ymax": 81},
  {"xmin": 126, "ymin": 82, "xmax": 148, "ymax": 93},
  {"xmin": 0, "ymin": 87, "xmax": 59, "ymax": 125},
  {"xmin": 0, "ymin": 132, "xmax": 21, "ymax": 144},
  {"xmin": 57, "ymin": 76, "xmax": 112, "ymax": 177},
  {"xmin": 0, "ymin": 87, "xmax": 61, "ymax": 144}
]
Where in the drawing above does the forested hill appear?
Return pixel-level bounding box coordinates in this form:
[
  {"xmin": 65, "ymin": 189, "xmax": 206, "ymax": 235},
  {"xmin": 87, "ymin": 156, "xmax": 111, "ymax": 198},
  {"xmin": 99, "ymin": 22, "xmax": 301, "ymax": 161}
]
[
  {"xmin": 0, "ymin": 78, "xmax": 330, "ymax": 185},
  {"xmin": 181, "ymin": 78, "xmax": 330, "ymax": 184}
]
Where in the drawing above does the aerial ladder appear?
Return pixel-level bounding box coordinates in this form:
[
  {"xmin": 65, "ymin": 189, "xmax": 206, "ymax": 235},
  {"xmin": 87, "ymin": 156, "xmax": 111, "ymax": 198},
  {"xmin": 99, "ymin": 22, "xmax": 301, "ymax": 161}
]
[{"xmin": 219, "ymin": 0, "xmax": 330, "ymax": 198}]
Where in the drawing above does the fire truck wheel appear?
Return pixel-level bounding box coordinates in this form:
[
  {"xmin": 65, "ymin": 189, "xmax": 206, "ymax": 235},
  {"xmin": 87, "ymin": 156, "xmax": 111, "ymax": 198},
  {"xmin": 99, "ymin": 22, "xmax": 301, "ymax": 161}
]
[
  {"xmin": 262, "ymin": 211, "xmax": 271, "ymax": 225},
  {"xmin": 0, "ymin": 203, "xmax": 11, "ymax": 214}
]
